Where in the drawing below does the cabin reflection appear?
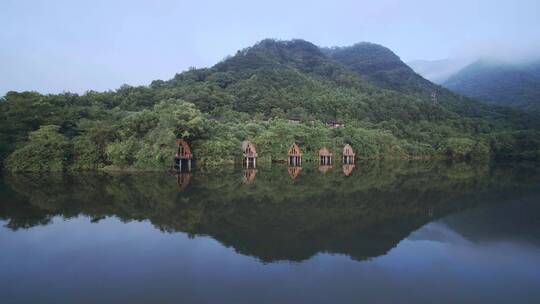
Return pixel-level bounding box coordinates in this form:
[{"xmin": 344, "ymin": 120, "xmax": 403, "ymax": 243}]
[
  {"xmin": 318, "ymin": 164, "xmax": 332, "ymax": 174},
  {"xmin": 287, "ymin": 166, "xmax": 302, "ymax": 180},
  {"xmin": 243, "ymin": 168, "xmax": 258, "ymax": 184},
  {"xmin": 2, "ymin": 161, "xmax": 539, "ymax": 263},
  {"xmin": 176, "ymin": 173, "xmax": 192, "ymax": 191},
  {"xmin": 342, "ymin": 164, "xmax": 355, "ymax": 176}
]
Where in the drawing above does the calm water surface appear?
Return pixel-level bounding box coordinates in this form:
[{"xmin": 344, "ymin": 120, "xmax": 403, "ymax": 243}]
[{"xmin": 1, "ymin": 161, "xmax": 540, "ymax": 303}]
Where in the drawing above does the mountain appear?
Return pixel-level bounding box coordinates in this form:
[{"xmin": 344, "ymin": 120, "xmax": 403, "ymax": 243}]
[
  {"xmin": 163, "ymin": 38, "xmax": 479, "ymax": 123},
  {"xmin": 322, "ymin": 42, "xmax": 436, "ymax": 94},
  {"xmin": 410, "ymin": 57, "xmax": 540, "ymax": 112},
  {"xmin": 443, "ymin": 60, "xmax": 540, "ymax": 111},
  {"xmin": 407, "ymin": 58, "xmax": 473, "ymax": 84},
  {"xmin": 321, "ymin": 43, "xmax": 498, "ymax": 114},
  {"xmin": 2, "ymin": 39, "xmax": 540, "ymax": 171}
]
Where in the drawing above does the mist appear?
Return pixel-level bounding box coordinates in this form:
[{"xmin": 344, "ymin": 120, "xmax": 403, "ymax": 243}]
[{"xmin": 450, "ymin": 42, "xmax": 540, "ymax": 65}]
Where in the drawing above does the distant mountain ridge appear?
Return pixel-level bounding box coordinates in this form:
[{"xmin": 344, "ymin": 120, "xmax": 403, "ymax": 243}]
[
  {"xmin": 164, "ymin": 38, "xmax": 522, "ymax": 124},
  {"xmin": 409, "ymin": 58, "xmax": 540, "ymax": 112},
  {"xmin": 322, "ymin": 43, "xmax": 439, "ymax": 96},
  {"xmin": 444, "ymin": 60, "xmax": 540, "ymax": 111}
]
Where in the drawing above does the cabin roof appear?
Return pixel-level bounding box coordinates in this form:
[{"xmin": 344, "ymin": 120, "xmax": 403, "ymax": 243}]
[
  {"xmin": 175, "ymin": 139, "xmax": 192, "ymax": 159},
  {"xmin": 241, "ymin": 140, "xmax": 256, "ymax": 151},
  {"xmin": 319, "ymin": 147, "xmax": 332, "ymax": 156},
  {"xmin": 242, "ymin": 140, "xmax": 258, "ymax": 157},
  {"xmin": 343, "ymin": 144, "xmax": 355, "ymax": 156},
  {"xmin": 288, "ymin": 143, "xmax": 302, "ymax": 156}
]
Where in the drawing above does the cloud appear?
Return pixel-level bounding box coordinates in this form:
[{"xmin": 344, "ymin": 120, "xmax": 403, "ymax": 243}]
[{"xmin": 450, "ymin": 40, "xmax": 540, "ymax": 64}]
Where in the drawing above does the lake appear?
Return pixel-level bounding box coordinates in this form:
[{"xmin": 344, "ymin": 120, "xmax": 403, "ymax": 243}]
[{"xmin": 1, "ymin": 161, "xmax": 540, "ymax": 303}]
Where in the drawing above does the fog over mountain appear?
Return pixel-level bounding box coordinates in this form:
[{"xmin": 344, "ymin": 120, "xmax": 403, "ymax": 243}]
[
  {"xmin": 409, "ymin": 55, "xmax": 540, "ymax": 112},
  {"xmin": 408, "ymin": 44, "xmax": 540, "ymax": 84},
  {"xmin": 407, "ymin": 58, "xmax": 474, "ymax": 84}
]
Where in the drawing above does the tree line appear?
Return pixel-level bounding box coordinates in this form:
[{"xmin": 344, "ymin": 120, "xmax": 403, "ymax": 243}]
[{"xmin": 1, "ymin": 39, "xmax": 539, "ymax": 171}]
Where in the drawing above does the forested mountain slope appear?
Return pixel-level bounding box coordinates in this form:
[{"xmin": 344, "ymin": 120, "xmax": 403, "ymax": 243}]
[
  {"xmin": 1, "ymin": 39, "xmax": 539, "ymax": 171},
  {"xmin": 443, "ymin": 60, "xmax": 540, "ymax": 112},
  {"xmin": 159, "ymin": 39, "xmax": 458, "ymax": 123},
  {"xmin": 323, "ymin": 42, "xmax": 436, "ymax": 94}
]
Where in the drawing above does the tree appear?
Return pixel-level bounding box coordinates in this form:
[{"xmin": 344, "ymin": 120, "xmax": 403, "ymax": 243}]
[{"xmin": 5, "ymin": 125, "xmax": 71, "ymax": 172}]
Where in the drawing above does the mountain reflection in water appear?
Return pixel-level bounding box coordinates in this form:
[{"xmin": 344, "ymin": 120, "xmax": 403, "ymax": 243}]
[{"xmin": 1, "ymin": 161, "xmax": 539, "ymax": 263}]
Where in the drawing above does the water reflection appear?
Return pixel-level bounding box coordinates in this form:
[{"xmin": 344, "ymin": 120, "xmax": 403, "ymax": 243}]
[
  {"xmin": 242, "ymin": 168, "xmax": 257, "ymax": 184},
  {"xmin": 318, "ymin": 164, "xmax": 332, "ymax": 174},
  {"xmin": 287, "ymin": 165, "xmax": 302, "ymax": 180},
  {"xmin": 343, "ymin": 163, "xmax": 355, "ymax": 176},
  {"xmin": 1, "ymin": 161, "xmax": 540, "ymax": 263},
  {"xmin": 175, "ymin": 172, "xmax": 192, "ymax": 191}
]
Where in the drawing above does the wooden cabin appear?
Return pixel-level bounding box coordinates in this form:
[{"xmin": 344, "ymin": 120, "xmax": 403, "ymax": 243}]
[
  {"xmin": 174, "ymin": 139, "xmax": 193, "ymax": 171},
  {"xmin": 319, "ymin": 147, "xmax": 332, "ymax": 165},
  {"xmin": 288, "ymin": 143, "xmax": 302, "ymax": 166},
  {"xmin": 243, "ymin": 169, "xmax": 257, "ymax": 184},
  {"xmin": 342, "ymin": 144, "xmax": 355, "ymax": 164},
  {"xmin": 342, "ymin": 164, "xmax": 355, "ymax": 176},
  {"xmin": 242, "ymin": 140, "xmax": 258, "ymax": 168}
]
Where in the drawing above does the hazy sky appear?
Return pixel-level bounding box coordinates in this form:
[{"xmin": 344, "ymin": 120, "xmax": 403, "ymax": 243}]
[{"xmin": 1, "ymin": 0, "xmax": 539, "ymax": 95}]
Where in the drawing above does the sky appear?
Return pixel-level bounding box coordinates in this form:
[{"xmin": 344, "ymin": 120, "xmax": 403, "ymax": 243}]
[{"xmin": 1, "ymin": 0, "xmax": 539, "ymax": 95}]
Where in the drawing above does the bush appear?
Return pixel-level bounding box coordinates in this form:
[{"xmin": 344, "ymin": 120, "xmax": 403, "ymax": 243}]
[
  {"xmin": 5, "ymin": 125, "xmax": 71, "ymax": 172},
  {"xmin": 106, "ymin": 139, "xmax": 140, "ymax": 167},
  {"xmin": 439, "ymin": 137, "xmax": 490, "ymax": 160},
  {"xmin": 70, "ymin": 136, "xmax": 105, "ymax": 170}
]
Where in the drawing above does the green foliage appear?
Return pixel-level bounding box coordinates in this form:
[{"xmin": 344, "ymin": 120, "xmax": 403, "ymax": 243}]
[
  {"xmin": 444, "ymin": 60, "xmax": 540, "ymax": 112},
  {"xmin": 106, "ymin": 139, "xmax": 140, "ymax": 168},
  {"xmin": 488, "ymin": 130, "xmax": 540, "ymax": 159},
  {"xmin": 5, "ymin": 126, "xmax": 71, "ymax": 172},
  {"xmin": 71, "ymin": 136, "xmax": 104, "ymax": 170},
  {"xmin": 322, "ymin": 42, "xmax": 434, "ymax": 94},
  {"xmin": 1, "ymin": 39, "xmax": 540, "ymax": 171},
  {"xmin": 133, "ymin": 127, "xmax": 177, "ymax": 169},
  {"xmin": 438, "ymin": 137, "xmax": 490, "ymax": 160},
  {"xmin": 153, "ymin": 99, "xmax": 209, "ymax": 140},
  {"xmin": 104, "ymin": 99, "xmax": 209, "ymax": 169}
]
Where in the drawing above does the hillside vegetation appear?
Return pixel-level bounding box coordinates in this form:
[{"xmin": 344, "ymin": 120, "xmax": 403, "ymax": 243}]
[
  {"xmin": 443, "ymin": 60, "xmax": 540, "ymax": 112},
  {"xmin": 1, "ymin": 39, "xmax": 539, "ymax": 171}
]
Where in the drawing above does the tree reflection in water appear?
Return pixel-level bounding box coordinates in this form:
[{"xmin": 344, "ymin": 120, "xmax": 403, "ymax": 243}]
[{"xmin": 1, "ymin": 161, "xmax": 540, "ymax": 262}]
